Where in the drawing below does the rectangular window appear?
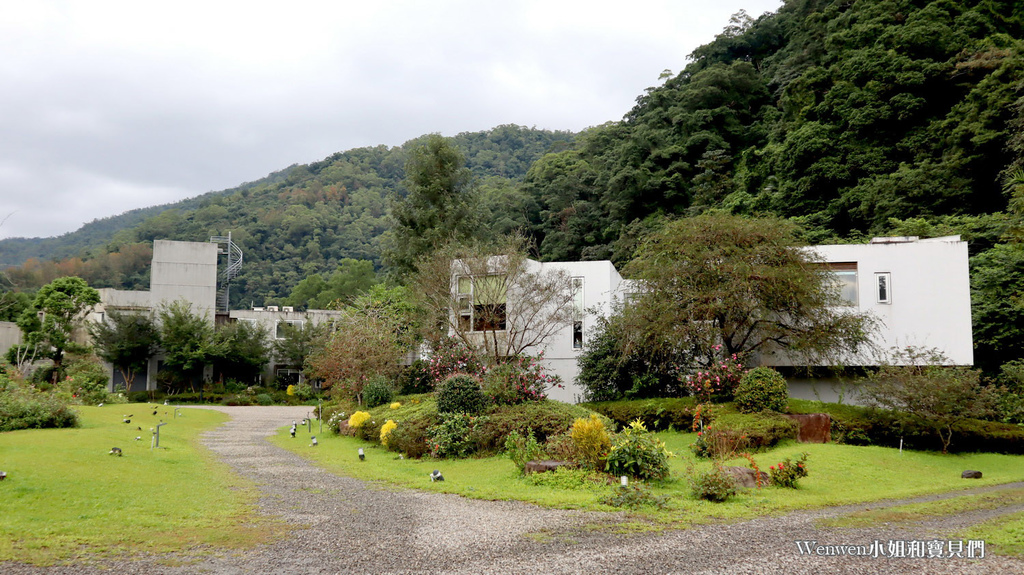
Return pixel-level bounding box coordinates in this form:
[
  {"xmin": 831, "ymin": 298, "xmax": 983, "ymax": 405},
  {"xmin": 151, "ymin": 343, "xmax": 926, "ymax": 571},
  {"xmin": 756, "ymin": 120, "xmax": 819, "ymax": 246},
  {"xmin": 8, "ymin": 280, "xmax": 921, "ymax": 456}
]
[
  {"xmin": 875, "ymin": 272, "xmax": 891, "ymax": 304},
  {"xmin": 456, "ymin": 275, "xmax": 507, "ymax": 332},
  {"xmin": 275, "ymin": 319, "xmax": 304, "ymax": 339},
  {"xmin": 572, "ymin": 277, "xmax": 584, "ymax": 349},
  {"xmin": 827, "ymin": 262, "xmax": 859, "ymax": 305}
]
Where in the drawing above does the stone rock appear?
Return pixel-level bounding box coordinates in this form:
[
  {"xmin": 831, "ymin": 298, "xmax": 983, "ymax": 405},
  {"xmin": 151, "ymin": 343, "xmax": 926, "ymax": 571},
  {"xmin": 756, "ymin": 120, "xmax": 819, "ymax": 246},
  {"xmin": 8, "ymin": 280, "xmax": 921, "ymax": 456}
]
[
  {"xmin": 723, "ymin": 466, "xmax": 770, "ymax": 489},
  {"xmin": 524, "ymin": 460, "xmax": 572, "ymax": 474},
  {"xmin": 962, "ymin": 470, "xmax": 983, "ymax": 479},
  {"xmin": 785, "ymin": 413, "xmax": 832, "ymax": 443}
]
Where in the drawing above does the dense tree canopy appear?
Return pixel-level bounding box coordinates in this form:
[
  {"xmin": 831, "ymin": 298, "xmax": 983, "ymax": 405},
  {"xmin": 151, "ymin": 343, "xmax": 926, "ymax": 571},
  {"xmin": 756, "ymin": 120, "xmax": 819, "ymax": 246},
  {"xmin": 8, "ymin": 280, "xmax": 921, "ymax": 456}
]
[{"xmin": 620, "ymin": 213, "xmax": 873, "ymax": 368}]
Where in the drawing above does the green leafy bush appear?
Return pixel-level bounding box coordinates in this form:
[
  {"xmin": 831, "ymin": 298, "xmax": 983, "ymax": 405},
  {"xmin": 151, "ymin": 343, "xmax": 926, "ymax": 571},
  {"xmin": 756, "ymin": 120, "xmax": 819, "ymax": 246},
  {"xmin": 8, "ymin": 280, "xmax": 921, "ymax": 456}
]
[
  {"xmin": 362, "ymin": 376, "xmax": 395, "ymax": 409},
  {"xmin": 475, "ymin": 401, "xmax": 612, "ymax": 453},
  {"xmin": 427, "ymin": 413, "xmax": 488, "ymax": 458},
  {"xmin": 504, "ymin": 428, "xmax": 544, "ymax": 473},
  {"xmin": 60, "ymin": 357, "xmax": 112, "ymax": 405},
  {"xmin": 397, "ymin": 359, "xmax": 434, "ymax": 394},
  {"xmin": 735, "ymin": 367, "xmax": 789, "ymax": 413},
  {"xmin": 0, "ymin": 384, "xmax": 80, "ymax": 432},
  {"xmin": 436, "ymin": 374, "xmax": 485, "ymax": 415},
  {"xmin": 386, "ymin": 416, "xmax": 435, "ymax": 458},
  {"xmin": 255, "ymin": 393, "xmax": 274, "ymax": 406},
  {"xmin": 690, "ymin": 464, "xmax": 737, "ymax": 502},
  {"xmin": 605, "ymin": 419, "xmax": 673, "ymax": 481},
  {"xmin": 582, "ymin": 397, "xmax": 697, "ymax": 431},
  {"xmin": 768, "ymin": 453, "xmax": 809, "ymax": 488},
  {"xmin": 570, "ymin": 413, "xmax": 611, "ymax": 470}
]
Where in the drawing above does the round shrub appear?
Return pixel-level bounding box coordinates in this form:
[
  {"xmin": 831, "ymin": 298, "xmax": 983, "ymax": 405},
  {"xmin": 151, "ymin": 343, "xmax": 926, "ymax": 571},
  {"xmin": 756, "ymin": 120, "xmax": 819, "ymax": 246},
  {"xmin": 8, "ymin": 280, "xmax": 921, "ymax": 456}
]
[
  {"xmin": 387, "ymin": 415, "xmax": 436, "ymax": 458},
  {"xmin": 481, "ymin": 359, "xmax": 552, "ymax": 405},
  {"xmin": 362, "ymin": 376, "xmax": 395, "ymax": 409},
  {"xmin": 436, "ymin": 374, "xmax": 485, "ymax": 415},
  {"xmin": 735, "ymin": 367, "xmax": 789, "ymax": 414},
  {"xmin": 690, "ymin": 465, "xmax": 737, "ymax": 502},
  {"xmin": 397, "ymin": 359, "xmax": 434, "ymax": 394},
  {"xmin": 255, "ymin": 393, "xmax": 274, "ymax": 406},
  {"xmin": 570, "ymin": 414, "xmax": 611, "ymax": 470}
]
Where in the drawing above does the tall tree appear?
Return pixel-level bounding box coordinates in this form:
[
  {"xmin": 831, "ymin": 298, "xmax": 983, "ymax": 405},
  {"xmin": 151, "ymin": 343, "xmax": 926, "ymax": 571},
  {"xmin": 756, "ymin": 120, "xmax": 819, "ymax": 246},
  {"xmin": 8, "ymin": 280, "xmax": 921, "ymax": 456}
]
[
  {"xmin": 19, "ymin": 276, "xmax": 100, "ymax": 381},
  {"xmin": 210, "ymin": 320, "xmax": 270, "ymax": 385},
  {"xmin": 622, "ymin": 213, "xmax": 873, "ymax": 369},
  {"xmin": 158, "ymin": 300, "xmax": 214, "ymax": 392},
  {"xmin": 386, "ymin": 134, "xmax": 479, "ymax": 277},
  {"xmin": 414, "ymin": 235, "xmax": 575, "ymax": 363},
  {"xmin": 89, "ymin": 310, "xmax": 160, "ymax": 392}
]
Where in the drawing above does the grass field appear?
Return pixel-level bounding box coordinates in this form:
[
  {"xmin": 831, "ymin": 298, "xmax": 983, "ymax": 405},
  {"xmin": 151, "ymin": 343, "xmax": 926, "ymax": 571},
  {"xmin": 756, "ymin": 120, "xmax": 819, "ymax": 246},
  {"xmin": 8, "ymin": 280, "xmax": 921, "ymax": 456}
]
[
  {"xmin": 0, "ymin": 405, "xmax": 284, "ymax": 566},
  {"xmin": 272, "ymin": 424, "xmax": 1024, "ymax": 532}
]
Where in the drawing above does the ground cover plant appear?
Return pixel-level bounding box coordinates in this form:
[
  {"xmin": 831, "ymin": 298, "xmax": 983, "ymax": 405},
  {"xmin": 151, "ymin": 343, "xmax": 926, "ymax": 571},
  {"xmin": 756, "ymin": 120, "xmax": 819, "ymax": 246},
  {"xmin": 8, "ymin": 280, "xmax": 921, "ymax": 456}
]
[{"xmin": 0, "ymin": 406, "xmax": 284, "ymax": 565}]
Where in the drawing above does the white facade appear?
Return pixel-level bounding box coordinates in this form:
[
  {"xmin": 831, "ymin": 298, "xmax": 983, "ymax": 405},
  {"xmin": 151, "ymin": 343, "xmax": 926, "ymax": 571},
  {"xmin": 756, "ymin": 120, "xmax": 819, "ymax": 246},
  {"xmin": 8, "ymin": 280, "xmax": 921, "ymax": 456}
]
[
  {"xmin": 780, "ymin": 235, "xmax": 973, "ymax": 367},
  {"xmin": 463, "ymin": 237, "xmax": 973, "ymax": 404},
  {"xmin": 454, "ymin": 259, "xmax": 633, "ymax": 403}
]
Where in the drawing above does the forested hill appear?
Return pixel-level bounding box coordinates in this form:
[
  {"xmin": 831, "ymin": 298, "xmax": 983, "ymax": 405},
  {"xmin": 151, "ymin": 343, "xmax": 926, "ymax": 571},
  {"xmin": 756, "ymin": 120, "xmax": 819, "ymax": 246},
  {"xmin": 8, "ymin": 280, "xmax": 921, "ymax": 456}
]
[
  {"xmin": 4, "ymin": 0, "xmax": 1023, "ymax": 305},
  {"xmin": 515, "ymin": 0, "xmax": 1024, "ymax": 263},
  {"xmin": 0, "ymin": 125, "xmax": 575, "ymax": 300}
]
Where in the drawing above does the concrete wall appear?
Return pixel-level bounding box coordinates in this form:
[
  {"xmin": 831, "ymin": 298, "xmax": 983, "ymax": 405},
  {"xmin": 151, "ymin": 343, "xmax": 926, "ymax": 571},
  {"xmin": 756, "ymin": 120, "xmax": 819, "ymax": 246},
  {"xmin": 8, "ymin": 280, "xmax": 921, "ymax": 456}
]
[
  {"xmin": 0, "ymin": 320, "xmax": 21, "ymax": 359},
  {"xmin": 150, "ymin": 239, "xmax": 218, "ymax": 322},
  {"xmin": 229, "ymin": 307, "xmax": 344, "ymax": 383},
  {"xmin": 527, "ymin": 260, "xmax": 631, "ymax": 403}
]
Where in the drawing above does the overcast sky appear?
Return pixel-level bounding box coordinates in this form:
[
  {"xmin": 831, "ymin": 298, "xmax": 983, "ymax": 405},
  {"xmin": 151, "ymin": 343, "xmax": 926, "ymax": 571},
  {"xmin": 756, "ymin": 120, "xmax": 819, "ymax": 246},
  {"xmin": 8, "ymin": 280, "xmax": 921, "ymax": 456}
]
[{"xmin": 0, "ymin": 0, "xmax": 781, "ymax": 240}]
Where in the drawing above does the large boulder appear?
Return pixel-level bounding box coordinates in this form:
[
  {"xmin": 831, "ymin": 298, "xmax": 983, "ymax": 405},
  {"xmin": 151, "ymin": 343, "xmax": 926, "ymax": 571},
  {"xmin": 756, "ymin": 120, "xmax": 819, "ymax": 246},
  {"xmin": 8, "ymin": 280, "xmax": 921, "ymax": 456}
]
[
  {"xmin": 785, "ymin": 413, "xmax": 831, "ymax": 443},
  {"xmin": 723, "ymin": 466, "xmax": 770, "ymax": 489}
]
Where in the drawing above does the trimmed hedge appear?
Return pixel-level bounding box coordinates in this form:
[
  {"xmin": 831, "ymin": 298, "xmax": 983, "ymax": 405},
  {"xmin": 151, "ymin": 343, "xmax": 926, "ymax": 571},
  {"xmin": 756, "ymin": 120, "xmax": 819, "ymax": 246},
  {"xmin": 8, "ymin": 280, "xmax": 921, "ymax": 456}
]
[
  {"xmin": 712, "ymin": 412, "xmax": 798, "ymax": 451},
  {"xmin": 788, "ymin": 399, "xmax": 1024, "ymax": 454},
  {"xmin": 581, "ymin": 397, "xmax": 697, "ymax": 431},
  {"xmin": 474, "ymin": 401, "xmax": 612, "ymax": 452}
]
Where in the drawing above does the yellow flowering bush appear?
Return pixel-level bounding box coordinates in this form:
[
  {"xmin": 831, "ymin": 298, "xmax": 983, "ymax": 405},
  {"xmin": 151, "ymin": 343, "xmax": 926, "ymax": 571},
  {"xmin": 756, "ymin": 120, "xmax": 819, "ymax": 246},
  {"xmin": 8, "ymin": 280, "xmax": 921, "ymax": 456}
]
[
  {"xmin": 348, "ymin": 411, "xmax": 372, "ymax": 429},
  {"xmin": 380, "ymin": 419, "xmax": 398, "ymax": 447},
  {"xmin": 390, "ymin": 402, "xmax": 402, "ymax": 409},
  {"xmin": 570, "ymin": 414, "xmax": 611, "ymax": 470},
  {"xmin": 286, "ymin": 384, "xmax": 296, "ymax": 396}
]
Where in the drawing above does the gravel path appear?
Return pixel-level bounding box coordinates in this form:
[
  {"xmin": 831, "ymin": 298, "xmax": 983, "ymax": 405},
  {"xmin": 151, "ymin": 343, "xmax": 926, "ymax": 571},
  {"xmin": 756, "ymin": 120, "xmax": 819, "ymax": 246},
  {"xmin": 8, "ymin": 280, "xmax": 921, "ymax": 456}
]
[{"xmin": 6, "ymin": 406, "xmax": 1024, "ymax": 574}]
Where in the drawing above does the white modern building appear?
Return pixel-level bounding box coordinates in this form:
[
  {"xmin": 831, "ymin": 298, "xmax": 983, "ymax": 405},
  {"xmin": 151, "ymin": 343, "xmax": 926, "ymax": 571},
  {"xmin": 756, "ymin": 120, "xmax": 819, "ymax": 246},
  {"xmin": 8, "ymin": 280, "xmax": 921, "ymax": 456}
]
[{"xmin": 456, "ymin": 236, "xmax": 973, "ymax": 403}]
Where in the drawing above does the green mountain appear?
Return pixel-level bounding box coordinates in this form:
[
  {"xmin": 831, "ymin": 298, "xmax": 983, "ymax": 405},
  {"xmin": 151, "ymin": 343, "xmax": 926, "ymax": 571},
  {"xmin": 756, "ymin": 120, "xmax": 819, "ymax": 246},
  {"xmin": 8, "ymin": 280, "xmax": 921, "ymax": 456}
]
[{"xmin": 0, "ymin": 125, "xmax": 575, "ymax": 304}]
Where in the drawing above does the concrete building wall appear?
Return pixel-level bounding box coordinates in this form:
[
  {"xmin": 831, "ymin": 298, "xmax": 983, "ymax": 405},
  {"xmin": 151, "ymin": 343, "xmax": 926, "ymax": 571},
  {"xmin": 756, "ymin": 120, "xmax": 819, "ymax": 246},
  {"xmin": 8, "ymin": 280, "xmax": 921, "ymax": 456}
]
[
  {"xmin": 229, "ymin": 307, "xmax": 344, "ymax": 384},
  {"xmin": 528, "ymin": 260, "xmax": 631, "ymax": 403},
  {"xmin": 0, "ymin": 320, "xmax": 21, "ymax": 358},
  {"xmin": 150, "ymin": 239, "xmax": 218, "ymax": 321}
]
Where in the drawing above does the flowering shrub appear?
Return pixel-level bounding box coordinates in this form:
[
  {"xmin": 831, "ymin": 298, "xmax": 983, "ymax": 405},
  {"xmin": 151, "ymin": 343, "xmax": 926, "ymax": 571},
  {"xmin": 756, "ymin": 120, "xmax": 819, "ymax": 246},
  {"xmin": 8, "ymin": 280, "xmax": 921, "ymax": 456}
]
[
  {"xmin": 379, "ymin": 419, "xmax": 398, "ymax": 447},
  {"xmin": 427, "ymin": 413, "xmax": 489, "ymax": 458},
  {"xmin": 436, "ymin": 374, "xmax": 486, "ymax": 415},
  {"xmin": 570, "ymin": 414, "xmax": 611, "ymax": 470},
  {"xmin": 769, "ymin": 453, "xmax": 809, "ymax": 488},
  {"xmin": 689, "ymin": 464, "xmax": 737, "ymax": 502},
  {"xmin": 481, "ymin": 355, "xmax": 560, "ymax": 405},
  {"xmin": 428, "ymin": 337, "xmax": 484, "ymax": 385},
  {"xmin": 390, "ymin": 402, "xmax": 402, "ymax": 409},
  {"xmin": 606, "ymin": 419, "xmax": 674, "ymax": 481},
  {"xmin": 681, "ymin": 346, "xmax": 746, "ymax": 402},
  {"xmin": 504, "ymin": 428, "xmax": 544, "ymax": 473},
  {"xmin": 286, "ymin": 384, "xmax": 296, "ymax": 396},
  {"xmin": 348, "ymin": 411, "xmax": 371, "ymax": 429},
  {"xmin": 327, "ymin": 409, "xmax": 349, "ymax": 434},
  {"xmin": 735, "ymin": 367, "xmax": 789, "ymax": 413}
]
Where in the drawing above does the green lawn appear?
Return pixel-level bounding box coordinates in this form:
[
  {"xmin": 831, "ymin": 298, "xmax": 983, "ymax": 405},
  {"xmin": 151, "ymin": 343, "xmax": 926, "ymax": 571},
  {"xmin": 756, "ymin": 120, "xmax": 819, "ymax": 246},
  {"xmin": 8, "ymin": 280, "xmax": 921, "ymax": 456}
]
[
  {"xmin": 273, "ymin": 425, "xmax": 1024, "ymax": 530},
  {"xmin": 0, "ymin": 405, "xmax": 284, "ymax": 566}
]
